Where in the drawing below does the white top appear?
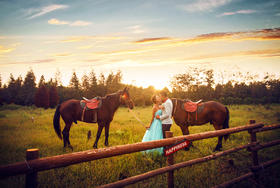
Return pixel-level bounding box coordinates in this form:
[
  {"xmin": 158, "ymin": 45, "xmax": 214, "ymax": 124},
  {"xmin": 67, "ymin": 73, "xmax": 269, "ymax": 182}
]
[{"xmin": 160, "ymin": 98, "xmax": 173, "ymax": 124}]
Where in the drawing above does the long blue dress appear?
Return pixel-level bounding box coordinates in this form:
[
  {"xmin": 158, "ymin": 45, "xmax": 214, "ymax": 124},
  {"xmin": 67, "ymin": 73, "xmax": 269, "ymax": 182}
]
[{"xmin": 142, "ymin": 109, "xmax": 164, "ymax": 155}]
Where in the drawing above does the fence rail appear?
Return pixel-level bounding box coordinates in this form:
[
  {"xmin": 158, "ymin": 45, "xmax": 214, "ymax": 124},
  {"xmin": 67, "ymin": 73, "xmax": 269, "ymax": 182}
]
[{"xmin": 0, "ymin": 121, "xmax": 279, "ymax": 188}]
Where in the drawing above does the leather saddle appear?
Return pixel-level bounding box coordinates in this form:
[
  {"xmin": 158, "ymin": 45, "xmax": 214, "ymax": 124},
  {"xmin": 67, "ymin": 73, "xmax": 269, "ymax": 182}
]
[
  {"xmin": 183, "ymin": 100, "xmax": 202, "ymax": 112},
  {"xmin": 182, "ymin": 99, "xmax": 204, "ymax": 123},
  {"xmin": 80, "ymin": 97, "xmax": 102, "ymax": 122},
  {"xmin": 81, "ymin": 97, "xmax": 102, "ymax": 110}
]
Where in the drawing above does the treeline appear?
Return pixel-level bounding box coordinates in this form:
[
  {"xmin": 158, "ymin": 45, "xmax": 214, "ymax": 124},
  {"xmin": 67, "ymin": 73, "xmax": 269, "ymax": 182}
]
[
  {"xmin": 170, "ymin": 68, "xmax": 280, "ymax": 105},
  {"xmin": 0, "ymin": 69, "xmax": 157, "ymax": 108},
  {"xmin": 0, "ymin": 68, "xmax": 280, "ymax": 107}
]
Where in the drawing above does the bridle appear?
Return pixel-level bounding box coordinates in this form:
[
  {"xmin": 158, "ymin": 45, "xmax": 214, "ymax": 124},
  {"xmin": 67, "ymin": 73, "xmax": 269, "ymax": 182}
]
[
  {"xmin": 119, "ymin": 92, "xmax": 132, "ymax": 108},
  {"xmin": 172, "ymin": 98, "xmax": 178, "ymax": 117}
]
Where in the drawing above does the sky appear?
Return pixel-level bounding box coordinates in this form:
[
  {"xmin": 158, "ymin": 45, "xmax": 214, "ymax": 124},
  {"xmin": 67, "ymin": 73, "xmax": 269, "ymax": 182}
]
[{"xmin": 0, "ymin": 0, "xmax": 280, "ymax": 89}]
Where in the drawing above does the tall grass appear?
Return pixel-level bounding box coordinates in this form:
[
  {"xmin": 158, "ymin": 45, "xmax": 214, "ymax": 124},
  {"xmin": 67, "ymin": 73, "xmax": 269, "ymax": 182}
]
[{"xmin": 0, "ymin": 104, "xmax": 279, "ymax": 187}]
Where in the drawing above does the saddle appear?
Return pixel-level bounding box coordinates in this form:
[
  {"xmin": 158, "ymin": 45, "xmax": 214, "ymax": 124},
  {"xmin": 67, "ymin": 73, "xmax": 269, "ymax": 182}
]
[
  {"xmin": 80, "ymin": 97, "xmax": 102, "ymax": 122},
  {"xmin": 182, "ymin": 99, "xmax": 204, "ymax": 123}
]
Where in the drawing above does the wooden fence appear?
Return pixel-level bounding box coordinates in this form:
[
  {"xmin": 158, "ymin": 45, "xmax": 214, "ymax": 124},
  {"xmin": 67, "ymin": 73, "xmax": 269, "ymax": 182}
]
[{"xmin": 0, "ymin": 120, "xmax": 279, "ymax": 188}]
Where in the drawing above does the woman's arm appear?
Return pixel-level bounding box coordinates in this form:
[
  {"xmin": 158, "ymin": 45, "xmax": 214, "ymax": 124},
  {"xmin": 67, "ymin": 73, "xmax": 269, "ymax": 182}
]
[{"xmin": 147, "ymin": 106, "xmax": 157, "ymax": 129}]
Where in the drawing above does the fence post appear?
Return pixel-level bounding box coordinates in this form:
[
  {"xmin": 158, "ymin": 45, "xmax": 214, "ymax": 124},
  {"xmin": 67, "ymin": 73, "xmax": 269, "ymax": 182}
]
[
  {"xmin": 165, "ymin": 131, "xmax": 174, "ymax": 188},
  {"xmin": 248, "ymin": 120, "xmax": 259, "ymax": 166},
  {"xmin": 248, "ymin": 120, "xmax": 260, "ymax": 184},
  {"xmin": 26, "ymin": 148, "xmax": 39, "ymax": 188}
]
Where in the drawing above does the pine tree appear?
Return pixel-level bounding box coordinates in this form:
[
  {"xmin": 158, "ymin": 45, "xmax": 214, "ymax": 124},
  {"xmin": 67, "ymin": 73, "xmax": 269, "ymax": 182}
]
[
  {"xmin": 34, "ymin": 85, "xmax": 49, "ymax": 108},
  {"xmin": 69, "ymin": 71, "xmax": 80, "ymax": 89},
  {"xmin": 49, "ymin": 85, "xmax": 59, "ymax": 108},
  {"xmin": 89, "ymin": 70, "xmax": 98, "ymax": 97},
  {"xmin": 22, "ymin": 69, "xmax": 36, "ymax": 105},
  {"xmin": 69, "ymin": 71, "xmax": 81, "ymax": 99},
  {"xmin": 38, "ymin": 75, "xmax": 45, "ymax": 88},
  {"xmin": 14, "ymin": 76, "xmax": 23, "ymax": 105},
  {"xmin": 81, "ymin": 74, "xmax": 90, "ymax": 98},
  {"xmin": 7, "ymin": 74, "xmax": 16, "ymax": 103},
  {"xmin": 55, "ymin": 69, "xmax": 62, "ymax": 86}
]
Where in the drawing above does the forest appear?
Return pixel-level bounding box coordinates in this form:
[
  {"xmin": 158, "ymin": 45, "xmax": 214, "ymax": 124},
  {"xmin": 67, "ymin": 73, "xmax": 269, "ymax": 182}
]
[{"xmin": 0, "ymin": 67, "xmax": 279, "ymax": 108}]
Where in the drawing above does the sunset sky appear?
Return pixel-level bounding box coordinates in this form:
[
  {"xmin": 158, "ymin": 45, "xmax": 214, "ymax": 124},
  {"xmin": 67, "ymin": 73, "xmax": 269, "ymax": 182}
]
[{"xmin": 0, "ymin": 0, "xmax": 280, "ymax": 89}]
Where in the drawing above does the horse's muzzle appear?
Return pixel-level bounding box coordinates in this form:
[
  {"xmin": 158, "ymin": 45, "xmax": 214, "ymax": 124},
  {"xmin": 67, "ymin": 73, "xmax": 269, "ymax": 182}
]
[{"xmin": 128, "ymin": 100, "xmax": 134, "ymax": 109}]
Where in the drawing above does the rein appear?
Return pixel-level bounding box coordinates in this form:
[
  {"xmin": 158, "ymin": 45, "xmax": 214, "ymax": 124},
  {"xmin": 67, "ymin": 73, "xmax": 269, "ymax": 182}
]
[
  {"xmin": 172, "ymin": 98, "xmax": 178, "ymax": 117},
  {"xmin": 128, "ymin": 109, "xmax": 146, "ymax": 127}
]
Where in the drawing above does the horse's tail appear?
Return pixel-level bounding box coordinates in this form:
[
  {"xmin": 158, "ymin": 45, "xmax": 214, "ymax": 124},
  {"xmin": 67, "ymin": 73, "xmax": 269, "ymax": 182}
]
[
  {"xmin": 223, "ymin": 106, "xmax": 230, "ymax": 141},
  {"xmin": 53, "ymin": 104, "xmax": 62, "ymax": 139}
]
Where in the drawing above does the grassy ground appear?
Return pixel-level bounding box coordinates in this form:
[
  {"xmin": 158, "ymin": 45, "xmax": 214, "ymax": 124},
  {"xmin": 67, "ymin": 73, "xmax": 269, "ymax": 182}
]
[{"xmin": 0, "ymin": 104, "xmax": 280, "ymax": 188}]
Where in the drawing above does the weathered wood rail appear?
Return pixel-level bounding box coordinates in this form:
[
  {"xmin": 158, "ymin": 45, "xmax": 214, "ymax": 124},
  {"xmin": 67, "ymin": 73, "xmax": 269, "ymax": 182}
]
[{"xmin": 0, "ymin": 121, "xmax": 279, "ymax": 188}]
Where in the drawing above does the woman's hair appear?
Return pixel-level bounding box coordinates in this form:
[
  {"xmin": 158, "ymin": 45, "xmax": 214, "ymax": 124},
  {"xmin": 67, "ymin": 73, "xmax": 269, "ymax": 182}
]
[{"xmin": 151, "ymin": 95, "xmax": 157, "ymax": 104}]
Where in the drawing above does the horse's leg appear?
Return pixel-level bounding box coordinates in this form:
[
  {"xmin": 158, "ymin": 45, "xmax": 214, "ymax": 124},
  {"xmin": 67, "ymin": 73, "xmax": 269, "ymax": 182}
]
[
  {"xmin": 93, "ymin": 122, "xmax": 104, "ymax": 149},
  {"xmin": 180, "ymin": 125, "xmax": 193, "ymax": 151},
  {"xmin": 62, "ymin": 122, "xmax": 73, "ymax": 150},
  {"xmin": 213, "ymin": 124, "xmax": 223, "ymax": 151},
  {"xmin": 104, "ymin": 122, "xmax": 110, "ymax": 146}
]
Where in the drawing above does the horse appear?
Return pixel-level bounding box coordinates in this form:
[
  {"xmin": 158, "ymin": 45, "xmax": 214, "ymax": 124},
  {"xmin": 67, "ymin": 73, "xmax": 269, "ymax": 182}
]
[
  {"xmin": 53, "ymin": 87, "xmax": 134, "ymax": 150},
  {"xmin": 171, "ymin": 99, "xmax": 230, "ymax": 151}
]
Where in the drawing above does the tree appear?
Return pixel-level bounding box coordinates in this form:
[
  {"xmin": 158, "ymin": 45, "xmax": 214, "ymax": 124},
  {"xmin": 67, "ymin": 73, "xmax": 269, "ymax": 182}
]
[
  {"xmin": 55, "ymin": 69, "xmax": 62, "ymax": 86},
  {"xmin": 69, "ymin": 71, "xmax": 81, "ymax": 99},
  {"xmin": 38, "ymin": 75, "xmax": 45, "ymax": 88},
  {"xmin": 96, "ymin": 73, "xmax": 106, "ymax": 96},
  {"xmin": 69, "ymin": 71, "xmax": 80, "ymax": 89},
  {"xmin": 81, "ymin": 74, "xmax": 90, "ymax": 97},
  {"xmin": 6, "ymin": 74, "xmax": 16, "ymax": 103},
  {"xmin": 49, "ymin": 85, "xmax": 59, "ymax": 108},
  {"xmin": 89, "ymin": 70, "xmax": 98, "ymax": 97},
  {"xmin": 21, "ymin": 69, "xmax": 36, "ymax": 105},
  {"xmin": 34, "ymin": 85, "xmax": 49, "ymax": 108}
]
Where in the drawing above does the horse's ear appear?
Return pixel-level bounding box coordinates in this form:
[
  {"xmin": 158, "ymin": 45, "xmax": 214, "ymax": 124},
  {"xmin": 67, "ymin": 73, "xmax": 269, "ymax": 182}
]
[{"xmin": 123, "ymin": 87, "xmax": 127, "ymax": 92}]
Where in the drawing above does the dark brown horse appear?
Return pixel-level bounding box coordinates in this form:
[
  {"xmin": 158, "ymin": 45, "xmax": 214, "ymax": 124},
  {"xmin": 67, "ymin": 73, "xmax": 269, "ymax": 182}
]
[
  {"xmin": 53, "ymin": 87, "xmax": 134, "ymax": 150},
  {"xmin": 171, "ymin": 99, "xmax": 230, "ymax": 151}
]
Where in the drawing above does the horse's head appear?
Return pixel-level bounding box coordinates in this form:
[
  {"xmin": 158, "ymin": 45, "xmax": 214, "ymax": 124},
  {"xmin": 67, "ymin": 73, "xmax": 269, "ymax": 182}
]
[{"xmin": 120, "ymin": 87, "xmax": 134, "ymax": 109}]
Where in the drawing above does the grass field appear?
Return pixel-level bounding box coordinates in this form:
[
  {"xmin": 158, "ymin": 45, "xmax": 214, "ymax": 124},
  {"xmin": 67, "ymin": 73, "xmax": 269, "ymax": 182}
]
[{"xmin": 0, "ymin": 104, "xmax": 280, "ymax": 188}]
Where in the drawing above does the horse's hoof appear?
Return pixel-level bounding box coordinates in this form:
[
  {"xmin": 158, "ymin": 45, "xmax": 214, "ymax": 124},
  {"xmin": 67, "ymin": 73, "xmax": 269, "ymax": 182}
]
[
  {"xmin": 213, "ymin": 147, "xmax": 222, "ymax": 152},
  {"xmin": 93, "ymin": 145, "xmax": 97, "ymax": 149},
  {"xmin": 68, "ymin": 145, "xmax": 73, "ymax": 151}
]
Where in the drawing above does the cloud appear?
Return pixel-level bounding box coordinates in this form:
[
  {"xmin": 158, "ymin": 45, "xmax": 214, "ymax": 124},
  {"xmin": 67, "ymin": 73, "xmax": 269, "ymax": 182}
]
[
  {"xmin": 48, "ymin": 18, "xmax": 69, "ymax": 25},
  {"xmin": 218, "ymin": 9, "xmax": 257, "ymax": 17},
  {"xmin": 275, "ymin": 13, "xmax": 280, "ymax": 16},
  {"xmin": 48, "ymin": 18, "xmax": 92, "ymax": 26},
  {"xmin": 52, "ymin": 53, "xmax": 73, "ymax": 57},
  {"xmin": 27, "ymin": 4, "xmax": 68, "ymax": 19},
  {"xmin": 184, "ymin": 49, "xmax": 280, "ymax": 61},
  {"xmin": 78, "ymin": 45, "xmax": 94, "ymax": 49},
  {"xmin": 60, "ymin": 35, "xmax": 123, "ymax": 43},
  {"xmin": 0, "ymin": 45, "xmax": 14, "ymax": 55},
  {"xmin": 134, "ymin": 37, "xmax": 172, "ymax": 43},
  {"xmin": 1, "ymin": 59, "xmax": 55, "ymax": 66},
  {"xmin": 131, "ymin": 27, "xmax": 280, "ymax": 51},
  {"xmin": 70, "ymin": 21, "xmax": 92, "ymax": 26},
  {"xmin": 127, "ymin": 25, "xmax": 147, "ymax": 34},
  {"xmin": 180, "ymin": 0, "xmax": 231, "ymax": 12},
  {"xmin": 173, "ymin": 27, "xmax": 280, "ymax": 45}
]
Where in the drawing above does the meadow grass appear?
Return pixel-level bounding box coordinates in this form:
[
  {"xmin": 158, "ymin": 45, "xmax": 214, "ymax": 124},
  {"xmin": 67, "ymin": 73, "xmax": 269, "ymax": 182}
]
[{"xmin": 0, "ymin": 104, "xmax": 279, "ymax": 187}]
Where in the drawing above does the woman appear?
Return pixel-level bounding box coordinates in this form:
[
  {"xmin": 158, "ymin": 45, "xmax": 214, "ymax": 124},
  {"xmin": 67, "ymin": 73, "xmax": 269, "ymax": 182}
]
[{"xmin": 142, "ymin": 95, "xmax": 164, "ymax": 155}]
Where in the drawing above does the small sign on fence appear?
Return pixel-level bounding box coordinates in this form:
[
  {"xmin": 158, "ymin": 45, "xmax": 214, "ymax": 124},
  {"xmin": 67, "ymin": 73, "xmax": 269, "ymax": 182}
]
[{"xmin": 164, "ymin": 139, "xmax": 191, "ymax": 156}]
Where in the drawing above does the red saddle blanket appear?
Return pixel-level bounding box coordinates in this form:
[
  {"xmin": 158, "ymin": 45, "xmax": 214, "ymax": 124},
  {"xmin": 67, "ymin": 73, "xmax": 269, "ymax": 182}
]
[
  {"xmin": 81, "ymin": 98, "xmax": 100, "ymax": 110},
  {"xmin": 183, "ymin": 100, "xmax": 202, "ymax": 112}
]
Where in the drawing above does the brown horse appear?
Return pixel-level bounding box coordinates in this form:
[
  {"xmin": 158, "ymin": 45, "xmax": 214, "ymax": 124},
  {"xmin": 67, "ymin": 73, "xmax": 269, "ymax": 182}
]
[
  {"xmin": 53, "ymin": 87, "xmax": 134, "ymax": 150},
  {"xmin": 171, "ymin": 99, "xmax": 230, "ymax": 151}
]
